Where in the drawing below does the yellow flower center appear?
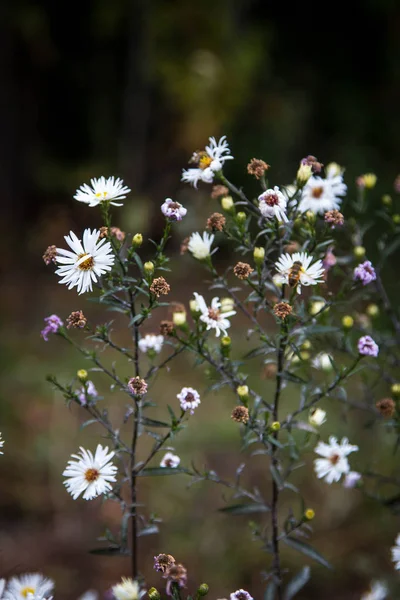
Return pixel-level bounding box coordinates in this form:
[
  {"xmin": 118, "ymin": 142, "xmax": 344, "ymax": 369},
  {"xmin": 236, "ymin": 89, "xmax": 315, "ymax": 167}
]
[
  {"xmin": 95, "ymin": 191, "xmax": 108, "ymax": 198},
  {"xmin": 21, "ymin": 588, "xmax": 35, "ymax": 598},
  {"xmin": 311, "ymin": 186, "xmax": 324, "ymax": 199},
  {"xmin": 85, "ymin": 468, "xmax": 100, "ymax": 482},
  {"xmin": 77, "ymin": 253, "xmax": 95, "ymax": 271},
  {"xmin": 199, "ymin": 154, "xmax": 213, "ymax": 170}
]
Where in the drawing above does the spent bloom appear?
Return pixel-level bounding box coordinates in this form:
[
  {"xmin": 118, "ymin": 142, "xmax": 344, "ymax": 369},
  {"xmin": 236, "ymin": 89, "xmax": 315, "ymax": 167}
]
[
  {"xmin": 77, "ymin": 381, "xmax": 98, "ymax": 406},
  {"xmin": 343, "ymin": 471, "xmax": 362, "ymax": 489},
  {"xmin": 66, "ymin": 310, "xmax": 87, "ymax": 329},
  {"xmin": 164, "ymin": 564, "xmax": 187, "ymax": 595},
  {"xmin": 230, "ymin": 590, "xmax": 254, "ymax": 600},
  {"xmin": 112, "ymin": 578, "xmax": 145, "ymax": 600},
  {"xmin": 247, "ymin": 158, "xmax": 270, "ymax": 179},
  {"xmin": 274, "ymin": 251, "xmax": 324, "ymax": 294},
  {"xmin": 314, "ymin": 436, "xmax": 358, "ymax": 484},
  {"xmin": 74, "ymin": 176, "xmax": 130, "ymax": 207},
  {"xmin": 391, "ymin": 533, "xmax": 400, "ymax": 570},
  {"xmin": 188, "ymin": 231, "xmax": 214, "ymax": 260},
  {"xmin": 3, "ymin": 574, "xmax": 54, "ymax": 600},
  {"xmin": 154, "ymin": 554, "xmax": 176, "ymax": 574},
  {"xmin": 128, "ymin": 377, "xmax": 148, "ymax": 397},
  {"xmin": 55, "ymin": 229, "xmax": 114, "ymax": 294},
  {"xmin": 258, "ymin": 186, "xmax": 288, "ymax": 222},
  {"xmin": 360, "ymin": 581, "xmax": 388, "ymax": 600},
  {"xmin": 42, "ymin": 245, "xmax": 57, "ymax": 265},
  {"xmin": 353, "ymin": 261, "xmax": 377, "ymax": 286},
  {"xmin": 299, "ymin": 171, "xmax": 347, "ymax": 214},
  {"xmin": 160, "ymin": 452, "xmax": 180, "ymax": 468},
  {"xmin": 358, "ymin": 335, "xmax": 379, "ymax": 357},
  {"xmin": 177, "ymin": 387, "xmax": 201, "ymax": 414},
  {"xmin": 63, "ymin": 444, "xmax": 117, "ymax": 500},
  {"xmin": 161, "ymin": 198, "xmax": 187, "ymax": 221},
  {"xmin": 138, "ymin": 334, "xmax": 164, "ymax": 354},
  {"xmin": 182, "ymin": 136, "xmax": 233, "ymax": 188},
  {"xmin": 41, "ymin": 314, "xmax": 63, "ymax": 341},
  {"xmin": 193, "ymin": 292, "xmax": 236, "ymax": 337}
]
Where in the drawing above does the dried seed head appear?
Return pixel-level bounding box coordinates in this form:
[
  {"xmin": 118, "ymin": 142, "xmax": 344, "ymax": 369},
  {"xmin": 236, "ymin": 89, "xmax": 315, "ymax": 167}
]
[
  {"xmin": 99, "ymin": 226, "xmax": 126, "ymax": 241},
  {"xmin": 262, "ymin": 363, "xmax": 277, "ymax": 379},
  {"xmin": 150, "ymin": 277, "xmax": 170, "ymax": 297},
  {"xmin": 128, "ymin": 376, "xmax": 148, "ymax": 396},
  {"xmin": 160, "ymin": 320, "xmax": 174, "ymax": 336},
  {"xmin": 211, "ymin": 185, "xmax": 229, "ymax": 200},
  {"xmin": 247, "ymin": 158, "xmax": 270, "ymax": 179},
  {"xmin": 206, "ymin": 212, "xmax": 226, "ymax": 232},
  {"xmin": 165, "ymin": 563, "xmax": 187, "ymax": 585},
  {"xmin": 324, "ymin": 209, "xmax": 344, "ymax": 228},
  {"xmin": 233, "ymin": 262, "xmax": 254, "ymax": 280},
  {"xmin": 43, "ymin": 245, "xmax": 57, "ymax": 265},
  {"xmin": 376, "ymin": 397, "xmax": 396, "ymax": 418},
  {"xmin": 300, "ymin": 155, "xmax": 323, "ymax": 174},
  {"xmin": 154, "ymin": 553, "xmax": 176, "ymax": 573},
  {"xmin": 273, "ymin": 302, "xmax": 293, "ymax": 320},
  {"xmin": 180, "ymin": 237, "xmax": 190, "ymax": 255},
  {"xmin": 67, "ymin": 310, "xmax": 87, "ymax": 329},
  {"xmin": 231, "ymin": 406, "xmax": 249, "ymax": 423}
]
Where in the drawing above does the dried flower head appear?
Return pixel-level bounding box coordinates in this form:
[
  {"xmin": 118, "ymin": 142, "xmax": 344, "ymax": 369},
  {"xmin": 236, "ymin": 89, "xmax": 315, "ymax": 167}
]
[
  {"xmin": 180, "ymin": 237, "xmax": 190, "ymax": 255},
  {"xmin": 165, "ymin": 564, "xmax": 187, "ymax": 589},
  {"xmin": 128, "ymin": 377, "xmax": 148, "ymax": 397},
  {"xmin": 231, "ymin": 406, "xmax": 249, "ymax": 423},
  {"xmin": 211, "ymin": 185, "xmax": 229, "ymax": 199},
  {"xmin": 206, "ymin": 212, "xmax": 226, "ymax": 232},
  {"xmin": 154, "ymin": 554, "xmax": 176, "ymax": 573},
  {"xmin": 262, "ymin": 363, "xmax": 277, "ymax": 379},
  {"xmin": 43, "ymin": 245, "xmax": 57, "ymax": 265},
  {"xmin": 99, "ymin": 226, "xmax": 125, "ymax": 241},
  {"xmin": 160, "ymin": 320, "xmax": 174, "ymax": 336},
  {"xmin": 376, "ymin": 398, "xmax": 396, "ymax": 418},
  {"xmin": 273, "ymin": 302, "xmax": 293, "ymax": 320},
  {"xmin": 324, "ymin": 209, "xmax": 344, "ymax": 228},
  {"xmin": 301, "ymin": 155, "xmax": 323, "ymax": 174},
  {"xmin": 233, "ymin": 262, "xmax": 254, "ymax": 280},
  {"xmin": 67, "ymin": 310, "xmax": 87, "ymax": 329},
  {"xmin": 150, "ymin": 277, "xmax": 170, "ymax": 297},
  {"xmin": 247, "ymin": 158, "xmax": 270, "ymax": 179}
]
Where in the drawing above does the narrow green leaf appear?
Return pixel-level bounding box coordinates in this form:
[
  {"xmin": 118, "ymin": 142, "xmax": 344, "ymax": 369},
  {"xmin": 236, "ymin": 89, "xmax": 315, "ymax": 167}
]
[
  {"xmin": 264, "ymin": 582, "xmax": 276, "ymax": 600},
  {"xmin": 283, "ymin": 537, "xmax": 332, "ymax": 569},
  {"xmin": 140, "ymin": 417, "xmax": 169, "ymax": 428},
  {"xmin": 137, "ymin": 467, "xmax": 189, "ymax": 476},
  {"xmin": 283, "ymin": 566, "xmax": 311, "ymax": 600},
  {"xmin": 219, "ymin": 503, "xmax": 270, "ymax": 515}
]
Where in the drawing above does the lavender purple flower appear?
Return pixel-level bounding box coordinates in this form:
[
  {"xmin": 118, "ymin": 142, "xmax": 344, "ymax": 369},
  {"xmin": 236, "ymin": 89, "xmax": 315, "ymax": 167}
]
[
  {"xmin": 358, "ymin": 335, "xmax": 379, "ymax": 357},
  {"xmin": 161, "ymin": 198, "xmax": 187, "ymax": 221},
  {"xmin": 41, "ymin": 314, "xmax": 63, "ymax": 341},
  {"xmin": 78, "ymin": 381, "xmax": 98, "ymax": 405},
  {"xmin": 353, "ymin": 260, "xmax": 376, "ymax": 286}
]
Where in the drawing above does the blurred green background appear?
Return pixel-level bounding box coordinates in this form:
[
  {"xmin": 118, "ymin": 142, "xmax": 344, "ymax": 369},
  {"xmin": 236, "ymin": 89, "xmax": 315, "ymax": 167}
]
[{"xmin": 1, "ymin": 0, "xmax": 400, "ymax": 598}]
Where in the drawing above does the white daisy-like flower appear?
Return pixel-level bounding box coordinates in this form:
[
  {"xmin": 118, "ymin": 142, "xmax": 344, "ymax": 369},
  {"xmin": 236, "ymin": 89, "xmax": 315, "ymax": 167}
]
[
  {"xmin": 160, "ymin": 452, "xmax": 180, "ymax": 468},
  {"xmin": 308, "ymin": 408, "xmax": 327, "ymax": 427},
  {"xmin": 74, "ymin": 176, "xmax": 131, "ymax": 207},
  {"xmin": 181, "ymin": 136, "xmax": 233, "ymax": 188},
  {"xmin": 0, "ymin": 579, "xmax": 6, "ymax": 598},
  {"xmin": 274, "ymin": 251, "xmax": 324, "ymax": 294},
  {"xmin": 63, "ymin": 444, "xmax": 117, "ymax": 500},
  {"xmin": 193, "ymin": 292, "xmax": 236, "ymax": 337},
  {"xmin": 391, "ymin": 533, "xmax": 400, "ymax": 570},
  {"xmin": 314, "ymin": 436, "xmax": 358, "ymax": 484},
  {"xmin": 230, "ymin": 590, "xmax": 254, "ymax": 600},
  {"xmin": 258, "ymin": 186, "xmax": 288, "ymax": 222},
  {"xmin": 0, "ymin": 432, "xmax": 4, "ymax": 455},
  {"xmin": 3, "ymin": 574, "xmax": 54, "ymax": 600},
  {"xmin": 138, "ymin": 334, "xmax": 164, "ymax": 354},
  {"xmin": 298, "ymin": 173, "xmax": 347, "ymax": 214},
  {"xmin": 312, "ymin": 352, "xmax": 333, "ymax": 371},
  {"xmin": 188, "ymin": 231, "xmax": 214, "ymax": 260},
  {"xmin": 177, "ymin": 387, "xmax": 201, "ymax": 414},
  {"xmin": 56, "ymin": 229, "xmax": 115, "ymax": 294},
  {"xmin": 161, "ymin": 198, "xmax": 187, "ymax": 221},
  {"xmin": 112, "ymin": 578, "xmax": 144, "ymax": 600},
  {"xmin": 361, "ymin": 580, "xmax": 388, "ymax": 600}
]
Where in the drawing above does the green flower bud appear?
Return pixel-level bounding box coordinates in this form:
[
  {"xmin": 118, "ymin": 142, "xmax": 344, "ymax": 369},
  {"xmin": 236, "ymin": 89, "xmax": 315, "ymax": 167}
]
[
  {"xmin": 221, "ymin": 195, "xmax": 235, "ymax": 213},
  {"xmin": 253, "ymin": 246, "xmax": 265, "ymax": 265},
  {"xmin": 132, "ymin": 233, "xmax": 143, "ymax": 248},
  {"xmin": 77, "ymin": 369, "xmax": 88, "ymax": 381},
  {"xmin": 366, "ymin": 304, "xmax": 379, "ymax": 317},
  {"xmin": 148, "ymin": 588, "xmax": 161, "ymax": 600},
  {"xmin": 236, "ymin": 211, "xmax": 247, "ymax": 224},
  {"xmin": 393, "ymin": 214, "xmax": 400, "ymax": 225},
  {"xmin": 271, "ymin": 421, "xmax": 280, "ymax": 432},
  {"xmin": 382, "ymin": 194, "xmax": 392, "ymax": 206},
  {"xmin": 144, "ymin": 261, "xmax": 154, "ymax": 274},
  {"xmin": 197, "ymin": 584, "xmax": 209, "ymax": 597},
  {"xmin": 296, "ymin": 163, "xmax": 313, "ymax": 186},
  {"xmin": 342, "ymin": 315, "xmax": 354, "ymax": 329},
  {"xmin": 353, "ymin": 246, "xmax": 366, "ymax": 259}
]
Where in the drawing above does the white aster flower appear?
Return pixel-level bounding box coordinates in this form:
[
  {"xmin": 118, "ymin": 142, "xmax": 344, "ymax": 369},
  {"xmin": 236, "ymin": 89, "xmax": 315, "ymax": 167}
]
[
  {"xmin": 181, "ymin": 136, "xmax": 233, "ymax": 188},
  {"xmin": 138, "ymin": 334, "xmax": 164, "ymax": 354},
  {"xmin": 193, "ymin": 292, "xmax": 236, "ymax": 337},
  {"xmin": 391, "ymin": 533, "xmax": 400, "ymax": 570},
  {"xmin": 0, "ymin": 432, "xmax": 4, "ymax": 455},
  {"xmin": 3, "ymin": 574, "xmax": 54, "ymax": 600},
  {"xmin": 188, "ymin": 231, "xmax": 214, "ymax": 260},
  {"xmin": 161, "ymin": 198, "xmax": 187, "ymax": 221},
  {"xmin": 230, "ymin": 590, "xmax": 254, "ymax": 600},
  {"xmin": 56, "ymin": 229, "xmax": 115, "ymax": 294},
  {"xmin": 258, "ymin": 186, "xmax": 288, "ymax": 222},
  {"xmin": 361, "ymin": 580, "xmax": 388, "ymax": 600},
  {"xmin": 314, "ymin": 436, "xmax": 358, "ymax": 484},
  {"xmin": 160, "ymin": 452, "xmax": 180, "ymax": 468},
  {"xmin": 112, "ymin": 578, "xmax": 144, "ymax": 600},
  {"xmin": 63, "ymin": 444, "xmax": 117, "ymax": 500},
  {"xmin": 0, "ymin": 579, "xmax": 5, "ymax": 598},
  {"xmin": 74, "ymin": 176, "xmax": 131, "ymax": 207},
  {"xmin": 78, "ymin": 592, "xmax": 98, "ymax": 600},
  {"xmin": 309, "ymin": 408, "xmax": 327, "ymax": 427},
  {"xmin": 312, "ymin": 352, "xmax": 333, "ymax": 371},
  {"xmin": 274, "ymin": 251, "xmax": 324, "ymax": 294},
  {"xmin": 177, "ymin": 387, "xmax": 201, "ymax": 414},
  {"xmin": 298, "ymin": 173, "xmax": 347, "ymax": 214}
]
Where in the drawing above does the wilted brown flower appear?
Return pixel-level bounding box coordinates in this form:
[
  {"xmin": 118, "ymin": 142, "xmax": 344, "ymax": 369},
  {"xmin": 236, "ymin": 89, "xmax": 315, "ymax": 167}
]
[
  {"xmin": 128, "ymin": 376, "xmax": 148, "ymax": 396},
  {"xmin": 165, "ymin": 563, "xmax": 187, "ymax": 588},
  {"xmin": 211, "ymin": 185, "xmax": 229, "ymax": 199},
  {"xmin": 180, "ymin": 237, "xmax": 190, "ymax": 255},
  {"xmin": 206, "ymin": 212, "xmax": 226, "ymax": 232},
  {"xmin": 233, "ymin": 262, "xmax": 254, "ymax": 280},
  {"xmin": 247, "ymin": 158, "xmax": 270, "ymax": 179},
  {"xmin": 376, "ymin": 397, "xmax": 396, "ymax": 418},
  {"xmin": 160, "ymin": 320, "xmax": 174, "ymax": 336},
  {"xmin": 42, "ymin": 245, "xmax": 57, "ymax": 265},
  {"xmin": 99, "ymin": 226, "xmax": 126, "ymax": 241},
  {"xmin": 154, "ymin": 553, "xmax": 176, "ymax": 573},
  {"xmin": 66, "ymin": 310, "xmax": 87, "ymax": 329},
  {"xmin": 324, "ymin": 210, "xmax": 344, "ymax": 228},
  {"xmin": 262, "ymin": 363, "xmax": 277, "ymax": 379},
  {"xmin": 150, "ymin": 277, "xmax": 170, "ymax": 297},
  {"xmin": 301, "ymin": 155, "xmax": 323, "ymax": 174},
  {"xmin": 231, "ymin": 406, "xmax": 249, "ymax": 423},
  {"xmin": 273, "ymin": 302, "xmax": 293, "ymax": 320}
]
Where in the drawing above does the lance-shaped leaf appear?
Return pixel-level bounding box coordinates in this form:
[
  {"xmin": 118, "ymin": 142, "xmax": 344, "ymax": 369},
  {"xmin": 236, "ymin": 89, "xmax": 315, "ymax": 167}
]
[
  {"xmin": 219, "ymin": 503, "xmax": 270, "ymax": 515},
  {"xmin": 137, "ymin": 467, "xmax": 190, "ymax": 476},
  {"xmin": 89, "ymin": 546, "xmax": 125, "ymax": 556},
  {"xmin": 283, "ymin": 566, "xmax": 311, "ymax": 599},
  {"xmin": 283, "ymin": 537, "xmax": 332, "ymax": 569}
]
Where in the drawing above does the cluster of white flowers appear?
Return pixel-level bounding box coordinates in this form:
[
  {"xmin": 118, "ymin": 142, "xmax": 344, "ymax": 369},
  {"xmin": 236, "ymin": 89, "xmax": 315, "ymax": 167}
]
[{"xmin": 138, "ymin": 334, "xmax": 164, "ymax": 354}]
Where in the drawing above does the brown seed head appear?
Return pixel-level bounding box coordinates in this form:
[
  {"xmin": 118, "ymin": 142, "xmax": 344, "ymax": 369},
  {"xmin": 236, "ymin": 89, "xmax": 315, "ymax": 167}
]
[
  {"xmin": 67, "ymin": 310, "xmax": 87, "ymax": 329},
  {"xmin": 211, "ymin": 185, "xmax": 229, "ymax": 200},
  {"xmin": 99, "ymin": 226, "xmax": 126, "ymax": 241},
  {"xmin": 301, "ymin": 155, "xmax": 323, "ymax": 174},
  {"xmin": 206, "ymin": 212, "xmax": 226, "ymax": 232},
  {"xmin": 262, "ymin": 363, "xmax": 277, "ymax": 379},
  {"xmin": 180, "ymin": 237, "xmax": 190, "ymax": 255},
  {"xmin": 273, "ymin": 302, "xmax": 293, "ymax": 320},
  {"xmin": 324, "ymin": 209, "xmax": 344, "ymax": 228},
  {"xmin": 231, "ymin": 406, "xmax": 249, "ymax": 423},
  {"xmin": 160, "ymin": 320, "xmax": 174, "ymax": 336},
  {"xmin": 376, "ymin": 397, "xmax": 396, "ymax": 418},
  {"xmin": 247, "ymin": 158, "xmax": 270, "ymax": 180},
  {"xmin": 150, "ymin": 277, "xmax": 170, "ymax": 297},
  {"xmin": 43, "ymin": 245, "xmax": 57, "ymax": 265},
  {"xmin": 154, "ymin": 553, "xmax": 176, "ymax": 573},
  {"xmin": 128, "ymin": 376, "xmax": 148, "ymax": 396},
  {"xmin": 233, "ymin": 262, "xmax": 254, "ymax": 280}
]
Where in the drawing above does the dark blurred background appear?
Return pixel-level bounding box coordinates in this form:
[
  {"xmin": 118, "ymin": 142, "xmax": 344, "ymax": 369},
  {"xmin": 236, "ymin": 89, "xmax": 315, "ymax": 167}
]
[{"xmin": 1, "ymin": 0, "xmax": 400, "ymax": 598}]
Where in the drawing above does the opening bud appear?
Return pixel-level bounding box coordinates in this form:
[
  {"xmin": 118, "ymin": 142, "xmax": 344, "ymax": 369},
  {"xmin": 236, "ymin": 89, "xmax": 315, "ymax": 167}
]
[
  {"xmin": 77, "ymin": 369, "xmax": 88, "ymax": 381},
  {"xmin": 144, "ymin": 261, "xmax": 155, "ymax": 274},
  {"xmin": 132, "ymin": 233, "xmax": 143, "ymax": 248},
  {"xmin": 342, "ymin": 315, "xmax": 354, "ymax": 329}
]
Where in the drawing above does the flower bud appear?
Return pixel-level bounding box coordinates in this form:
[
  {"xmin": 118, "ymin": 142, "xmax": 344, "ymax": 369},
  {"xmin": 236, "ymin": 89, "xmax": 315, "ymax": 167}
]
[
  {"xmin": 77, "ymin": 369, "xmax": 88, "ymax": 381},
  {"xmin": 237, "ymin": 385, "xmax": 249, "ymax": 398},
  {"xmin": 173, "ymin": 311, "xmax": 187, "ymax": 327},
  {"xmin": 144, "ymin": 261, "xmax": 154, "ymax": 274},
  {"xmin": 326, "ymin": 162, "xmax": 342, "ymax": 177},
  {"xmin": 148, "ymin": 588, "xmax": 161, "ymax": 600},
  {"xmin": 391, "ymin": 383, "xmax": 400, "ymax": 397},
  {"xmin": 271, "ymin": 421, "xmax": 280, "ymax": 432},
  {"xmin": 363, "ymin": 173, "xmax": 377, "ymax": 189},
  {"xmin": 236, "ymin": 211, "xmax": 247, "ymax": 224},
  {"xmin": 301, "ymin": 340, "xmax": 311, "ymax": 351},
  {"xmin": 393, "ymin": 214, "xmax": 400, "ymax": 225},
  {"xmin": 366, "ymin": 304, "xmax": 379, "ymax": 317},
  {"xmin": 304, "ymin": 508, "xmax": 315, "ymax": 520},
  {"xmin": 221, "ymin": 195, "xmax": 234, "ymax": 212},
  {"xmin": 197, "ymin": 584, "xmax": 209, "ymax": 597},
  {"xmin": 353, "ymin": 246, "xmax": 366, "ymax": 259},
  {"xmin": 342, "ymin": 315, "xmax": 354, "ymax": 329},
  {"xmin": 296, "ymin": 163, "xmax": 313, "ymax": 186},
  {"xmin": 189, "ymin": 299, "xmax": 200, "ymax": 314},
  {"xmin": 309, "ymin": 408, "xmax": 327, "ymax": 427},
  {"xmin": 132, "ymin": 233, "xmax": 143, "ymax": 248},
  {"xmin": 300, "ymin": 351, "xmax": 310, "ymax": 361},
  {"xmin": 309, "ymin": 300, "xmax": 327, "ymax": 316},
  {"xmin": 382, "ymin": 194, "xmax": 392, "ymax": 206},
  {"xmin": 253, "ymin": 246, "xmax": 265, "ymax": 265},
  {"xmin": 221, "ymin": 336, "xmax": 231, "ymax": 347},
  {"xmin": 220, "ymin": 297, "xmax": 235, "ymax": 313},
  {"xmin": 305, "ymin": 210, "xmax": 316, "ymax": 224}
]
